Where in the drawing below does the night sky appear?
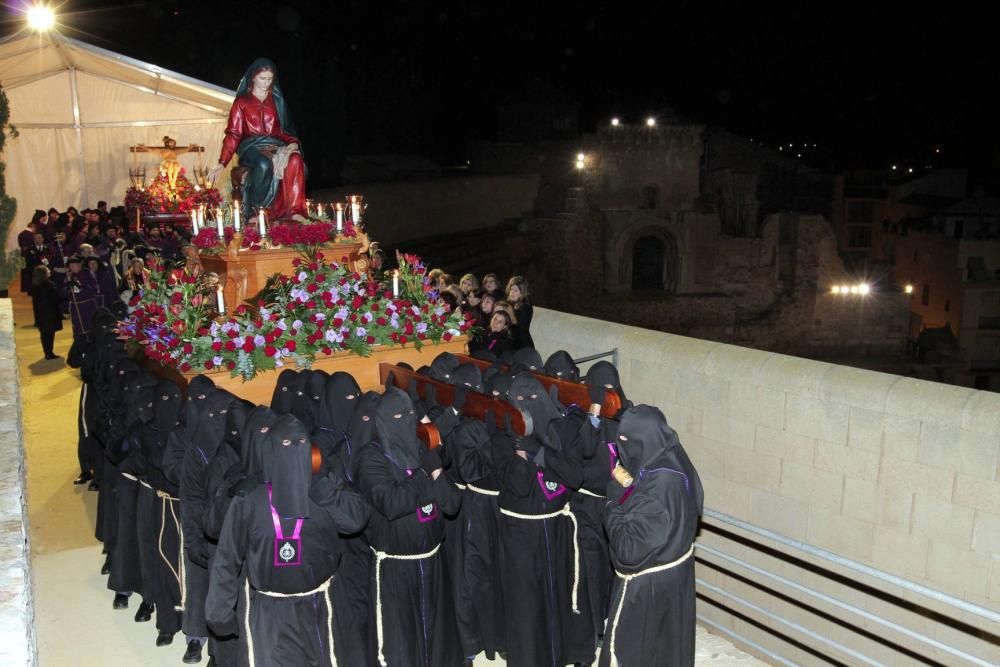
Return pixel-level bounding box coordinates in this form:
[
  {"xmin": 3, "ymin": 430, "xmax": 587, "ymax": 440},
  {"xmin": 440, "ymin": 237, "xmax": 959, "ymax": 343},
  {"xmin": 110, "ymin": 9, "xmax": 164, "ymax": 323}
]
[{"xmin": 5, "ymin": 2, "xmax": 1000, "ymax": 186}]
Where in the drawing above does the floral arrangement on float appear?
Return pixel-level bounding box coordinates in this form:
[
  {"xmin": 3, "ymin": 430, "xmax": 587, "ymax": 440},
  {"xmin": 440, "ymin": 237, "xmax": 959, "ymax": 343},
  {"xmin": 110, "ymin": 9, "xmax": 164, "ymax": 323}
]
[
  {"xmin": 189, "ymin": 219, "xmax": 359, "ymax": 256},
  {"xmin": 118, "ymin": 246, "xmax": 474, "ymax": 380},
  {"xmin": 125, "ymin": 168, "xmax": 223, "ymax": 218}
]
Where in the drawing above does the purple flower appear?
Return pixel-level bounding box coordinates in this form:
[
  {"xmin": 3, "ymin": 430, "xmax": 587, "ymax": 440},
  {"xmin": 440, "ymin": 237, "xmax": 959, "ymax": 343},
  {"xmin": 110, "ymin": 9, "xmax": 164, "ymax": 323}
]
[
  {"xmin": 324, "ymin": 329, "xmax": 339, "ymax": 343},
  {"xmin": 254, "ymin": 335, "xmax": 266, "ymax": 346},
  {"xmin": 314, "ymin": 313, "xmax": 326, "ymax": 322},
  {"xmin": 276, "ymin": 319, "xmax": 288, "ymax": 331},
  {"xmin": 212, "ymin": 356, "xmax": 223, "ymax": 367},
  {"xmin": 355, "ymin": 327, "xmax": 367, "ymax": 338},
  {"xmin": 292, "ymin": 319, "xmax": 304, "ymax": 330}
]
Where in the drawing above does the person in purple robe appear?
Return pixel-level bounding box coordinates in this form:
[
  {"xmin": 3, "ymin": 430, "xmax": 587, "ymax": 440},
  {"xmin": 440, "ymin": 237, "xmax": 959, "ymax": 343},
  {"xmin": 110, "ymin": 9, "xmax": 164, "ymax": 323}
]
[{"xmin": 64, "ymin": 256, "xmax": 99, "ymax": 340}]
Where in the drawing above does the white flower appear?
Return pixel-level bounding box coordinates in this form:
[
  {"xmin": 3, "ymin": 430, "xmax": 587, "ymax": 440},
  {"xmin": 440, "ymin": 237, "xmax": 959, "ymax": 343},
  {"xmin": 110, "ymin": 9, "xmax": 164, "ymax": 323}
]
[{"xmin": 324, "ymin": 329, "xmax": 339, "ymax": 343}]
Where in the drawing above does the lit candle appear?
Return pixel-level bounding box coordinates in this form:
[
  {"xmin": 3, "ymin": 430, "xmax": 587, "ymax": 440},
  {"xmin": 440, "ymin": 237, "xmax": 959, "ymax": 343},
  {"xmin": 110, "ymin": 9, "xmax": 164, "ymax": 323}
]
[
  {"xmin": 198, "ymin": 205, "xmax": 206, "ymax": 234},
  {"xmin": 258, "ymin": 209, "xmax": 266, "ymax": 238},
  {"xmin": 216, "ymin": 208, "xmax": 224, "ymax": 238},
  {"xmin": 191, "ymin": 209, "xmax": 199, "ymax": 235},
  {"xmin": 216, "ymin": 285, "xmax": 225, "ymax": 314},
  {"xmin": 392, "ymin": 269, "xmax": 399, "ymax": 297},
  {"xmin": 233, "ymin": 202, "xmax": 241, "ymax": 231},
  {"xmin": 334, "ymin": 203, "xmax": 344, "ymax": 232},
  {"xmin": 306, "ymin": 199, "xmax": 312, "ymax": 217},
  {"xmin": 349, "ymin": 195, "xmax": 363, "ymax": 224}
]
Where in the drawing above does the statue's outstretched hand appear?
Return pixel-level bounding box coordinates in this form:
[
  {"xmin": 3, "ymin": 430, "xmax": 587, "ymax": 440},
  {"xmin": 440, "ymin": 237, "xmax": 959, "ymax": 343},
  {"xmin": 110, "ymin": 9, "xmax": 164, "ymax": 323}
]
[{"xmin": 207, "ymin": 163, "xmax": 224, "ymax": 182}]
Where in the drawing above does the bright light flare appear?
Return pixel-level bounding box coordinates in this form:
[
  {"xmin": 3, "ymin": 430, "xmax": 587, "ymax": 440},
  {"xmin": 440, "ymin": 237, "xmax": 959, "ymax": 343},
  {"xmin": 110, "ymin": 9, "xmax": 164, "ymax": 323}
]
[
  {"xmin": 611, "ymin": 117, "xmax": 620, "ymax": 127},
  {"xmin": 904, "ymin": 284, "xmax": 914, "ymax": 294},
  {"xmin": 831, "ymin": 286, "xmax": 841, "ymax": 294},
  {"xmin": 859, "ymin": 284, "xmax": 870, "ymax": 295},
  {"xmin": 646, "ymin": 117, "xmax": 656, "ymax": 127},
  {"xmin": 27, "ymin": 4, "xmax": 56, "ymax": 31}
]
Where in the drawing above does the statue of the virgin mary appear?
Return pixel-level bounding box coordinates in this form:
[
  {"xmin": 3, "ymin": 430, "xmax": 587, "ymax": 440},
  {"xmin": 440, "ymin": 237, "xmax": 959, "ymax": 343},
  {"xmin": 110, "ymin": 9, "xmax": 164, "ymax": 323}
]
[{"xmin": 209, "ymin": 58, "xmax": 307, "ymax": 222}]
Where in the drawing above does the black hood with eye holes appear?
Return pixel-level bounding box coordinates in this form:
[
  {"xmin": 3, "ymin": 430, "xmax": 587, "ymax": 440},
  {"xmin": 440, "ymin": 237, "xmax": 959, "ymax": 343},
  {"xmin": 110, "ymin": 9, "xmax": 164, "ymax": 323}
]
[
  {"xmin": 291, "ymin": 369, "xmax": 327, "ymax": 431},
  {"xmin": 193, "ymin": 390, "xmax": 237, "ymax": 462},
  {"xmin": 373, "ymin": 386, "xmax": 422, "ymax": 470},
  {"xmin": 450, "ymin": 363, "xmax": 484, "ymax": 392},
  {"xmin": 544, "ymin": 350, "xmax": 580, "ymax": 381},
  {"xmin": 264, "ymin": 413, "xmax": 312, "ymax": 519},
  {"xmin": 241, "ymin": 405, "xmax": 278, "ymax": 479},
  {"xmin": 226, "ymin": 399, "xmax": 254, "ymax": 454},
  {"xmin": 183, "ymin": 375, "xmax": 217, "ymax": 442},
  {"xmin": 270, "ymin": 369, "xmax": 306, "ymax": 415},
  {"xmin": 510, "ymin": 347, "xmax": 543, "ymax": 374},
  {"xmin": 616, "ymin": 405, "xmax": 703, "ymax": 512},
  {"xmin": 507, "ymin": 371, "xmax": 563, "ymax": 449},
  {"xmin": 319, "ymin": 371, "xmax": 362, "ymax": 434},
  {"xmin": 584, "ymin": 360, "xmax": 630, "ymax": 412},
  {"xmin": 346, "ymin": 391, "xmax": 380, "ymax": 454},
  {"xmin": 428, "ymin": 352, "xmax": 460, "ymax": 382},
  {"xmin": 153, "ymin": 379, "xmax": 182, "ymax": 439}
]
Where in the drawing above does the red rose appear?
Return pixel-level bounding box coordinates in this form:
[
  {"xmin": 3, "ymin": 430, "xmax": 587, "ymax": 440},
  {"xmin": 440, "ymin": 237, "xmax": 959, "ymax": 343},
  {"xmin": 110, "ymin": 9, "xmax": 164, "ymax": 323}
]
[
  {"xmin": 366, "ymin": 336, "xmax": 375, "ymax": 344},
  {"xmin": 417, "ymin": 333, "xmax": 427, "ymax": 340},
  {"xmin": 308, "ymin": 262, "xmax": 318, "ymax": 271},
  {"xmin": 285, "ymin": 340, "xmax": 297, "ymax": 352},
  {"xmin": 292, "ymin": 258, "xmax": 301, "ymax": 267},
  {"xmin": 264, "ymin": 345, "xmax": 277, "ymax": 357},
  {"xmin": 352, "ymin": 296, "xmax": 364, "ymax": 309},
  {"xmin": 227, "ymin": 361, "xmax": 236, "ymax": 370},
  {"xmin": 332, "ymin": 318, "xmax": 343, "ymax": 327},
  {"xmin": 242, "ymin": 340, "xmax": 255, "ymax": 353},
  {"xmin": 305, "ymin": 300, "xmax": 316, "ymax": 309},
  {"xmin": 224, "ymin": 340, "xmax": 237, "ymax": 352},
  {"xmin": 307, "ymin": 283, "xmax": 318, "ymax": 293},
  {"xmin": 315, "ymin": 274, "xmax": 326, "ymax": 282},
  {"xmin": 211, "ymin": 341, "xmax": 222, "ymax": 352},
  {"xmin": 349, "ymin": 313, "xmax": 358, "ymax": 322},
  {"xmin": 377, "ymin": 317, "xmax": 387, "ymax": 326},
  {"xmin": 404, "ymin": 322, "xmax": 414, "ymax": 335},
  {"xmin": 443, "ymin": 332, "xmax": 453, "ymax": 341},
  {"xmin": 182, "ymin": 343, "xmax": 193, "ymax": 354},
  {"xmin": 204, "ymin": 360, "xmax": 214, "ymax": 370},
  {"xmin": 399, "ymin": 335, "xmax": 408, "ymax": 344},
  {"xmin": 180, "ymin": 362, "xmax": 191, "ymax": 372},
  {"xmin": 371, "ymin": 303, "xmax": 379, "ymax": 312},
  {"xmin": 322, "ymin": 347, "xmax": 332, "ymax": 355}
]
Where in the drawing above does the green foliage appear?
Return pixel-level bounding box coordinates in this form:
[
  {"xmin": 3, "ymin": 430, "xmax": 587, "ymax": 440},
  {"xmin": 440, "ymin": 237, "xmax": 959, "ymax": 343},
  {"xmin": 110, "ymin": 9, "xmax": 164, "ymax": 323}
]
[{"xmin": 0, "ymin": 84, "xmax": 21, "ymax": 290}]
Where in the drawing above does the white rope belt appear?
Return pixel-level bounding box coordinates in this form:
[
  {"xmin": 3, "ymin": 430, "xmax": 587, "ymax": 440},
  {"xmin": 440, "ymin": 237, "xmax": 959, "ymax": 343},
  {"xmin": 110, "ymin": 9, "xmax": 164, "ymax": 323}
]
[
  {"xmin": 120, "ymin": 472, "xmax": 138, "ymax": 482},
  {"xmin": 468, "ymin": 484, "xmax": 500, "ymax": 496},
  {"xmin": 577, "ymin": 488, "xmax": 606, "ymax": 499},
  {"xmin": 80, "ymin": 384, "xmax": 89, "ymax": 438},
  {"xmin": 139, "ymin": 480, "xmax": 152, "ymax": 490},
  {"xmin": 604, "ymin": 545, "xmax": 695, "ymax": 667},
  {"xmin": 245, "ymin": 577, "xmax": 337, "ymax": 667},
  {"xmin": 453, "ymin": 482, "xmax": 467, "ymax": 490},
  {"xmin": 155, "ymin": 492, "xmax": 185, "ymax": 612},
  {"xmin": 370, "ymin": 543, "xmax": 442, "ymax": 667},
  {"xmin": 500, "ymin": 505, "xmax": 581, "ymax": 614}
]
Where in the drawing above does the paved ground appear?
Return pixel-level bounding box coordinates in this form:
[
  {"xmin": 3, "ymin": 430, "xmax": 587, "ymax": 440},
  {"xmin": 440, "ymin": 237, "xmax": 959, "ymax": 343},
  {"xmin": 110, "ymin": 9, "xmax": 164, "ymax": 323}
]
[{"xmin": 11, "ymin": 293, "xmax": 766, "ymax": 666}]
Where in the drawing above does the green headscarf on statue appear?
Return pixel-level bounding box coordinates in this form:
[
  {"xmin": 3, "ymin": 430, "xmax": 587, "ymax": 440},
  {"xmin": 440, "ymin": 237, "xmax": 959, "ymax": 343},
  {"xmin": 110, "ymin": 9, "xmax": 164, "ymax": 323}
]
[{"xmin": 235, "ymin": 57, "xmax": 298, "ymax": 139}]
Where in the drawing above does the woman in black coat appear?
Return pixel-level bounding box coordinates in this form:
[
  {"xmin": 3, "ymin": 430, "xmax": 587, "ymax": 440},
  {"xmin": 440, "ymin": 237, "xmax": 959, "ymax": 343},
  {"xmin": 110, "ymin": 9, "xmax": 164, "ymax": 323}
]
[{"xmin": 31, "ymin": 265, "xmax": 63, "ymax": 360}]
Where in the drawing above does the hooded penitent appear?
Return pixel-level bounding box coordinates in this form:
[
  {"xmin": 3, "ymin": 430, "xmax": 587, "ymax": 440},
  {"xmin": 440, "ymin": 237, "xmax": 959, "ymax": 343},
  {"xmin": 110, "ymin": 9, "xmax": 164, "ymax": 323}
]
[
  {"xmin": 509, "ymin": 347, "xmax": 543, "ymax": 374},
  {"xmin": 373, "ymin": 386, "xmax": 422, "ymax": 471},
  {"xmin": 450, "ymin": 363, "xmax": 484, "ymax": 393},
  {"xmin": 507, "ymin": 371, "xmax": 563, "ymax": 449},
  {"xmin": 483, "ymin": 370, "xmax": 514, "ymax": 399},
  {"xmin": 242, "ymin": 405, "xmax": 280, "ymax": 482},
  {"xmin": 291, "ymin": 369, "xmax": 328, "ymax": 431},
  {"xmin": 427, "ymin": 351, "xmax": 461, "ymax": 382},
  {"xmin": 270, "ymin": 369, "xmax": 306, "ymax": 415},
  {"xmin": 584, "ymin": 361, "xmax": 631, "ymax": 416},
  {"xmin": 183, "ymin": 375, "xmax": 217, "ymax": 442},
  {"xmin": 318, "ymin": 372, "xmax": 361, "ymax": 436},
  {"xmin": 192, "ymin": 390, "xmax": 238, "ymax": 464},
  {"xmin": 544, "ymin": 350, "xmax": 580, "ymax": 381},
  {"xmin": 154, "ymin": 379, "xmax": 183, "ymax": 441},
  {"xmin": 615, "ymin": 405, "xmax": 703, "ymax": 511},
  {"xmin": 264, "ymin": 414, "xmax": 313, "ymax": 519},
  {"xmin": 225, "ymin": 399, "xmax": 255, "ymax": 456}
]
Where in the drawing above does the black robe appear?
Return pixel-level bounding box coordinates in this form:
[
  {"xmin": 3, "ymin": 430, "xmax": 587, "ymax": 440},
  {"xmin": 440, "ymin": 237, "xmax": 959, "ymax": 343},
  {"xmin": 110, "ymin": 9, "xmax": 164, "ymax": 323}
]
[
  {"xmin": 447, "ymin": 418, "xmax": 506, "ymax": 660},
  {"xmin": 354, "ymin": 387, "xmax": 463, "ymax": 667},
  {"xmin": 597, "ymin": 405, "xmax": 703, "ymax": 667},
  {"xmin": 493, "ymin": 372, "xmax": 596, "ymax": 667},
  {"xmin": 207, "ymin": 414, "xmax": 368, "ymax": 667}
]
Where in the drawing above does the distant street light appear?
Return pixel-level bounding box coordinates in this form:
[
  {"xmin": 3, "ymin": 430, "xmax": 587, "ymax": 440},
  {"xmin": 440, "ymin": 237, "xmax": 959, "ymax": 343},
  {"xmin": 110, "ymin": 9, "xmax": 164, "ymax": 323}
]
[
  {"xmin": 646, "ymin": 117, "xmax": 656, "ymax": 127},
  {"xmin": 27, "ymin": 4, "xmax": 55, "ymax": 31},
  {"xmin": 904, "ymin": 284, "xmax": 914, "ymax": 294},
  {"xmin": 611, "ymin": 117, "xmax": 620, "ymax": 127}
]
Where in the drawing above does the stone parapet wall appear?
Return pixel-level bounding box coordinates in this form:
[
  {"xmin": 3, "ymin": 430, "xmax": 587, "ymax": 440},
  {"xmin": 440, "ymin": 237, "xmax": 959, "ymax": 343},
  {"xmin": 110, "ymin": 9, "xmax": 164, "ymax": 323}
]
[
  {"xmin": 0, "ymin": 299, "xmax": 35, "ymax": 666},
  {"xmin": 531, "ymin": 306, "xmax": 1000, "ymax": 665}
]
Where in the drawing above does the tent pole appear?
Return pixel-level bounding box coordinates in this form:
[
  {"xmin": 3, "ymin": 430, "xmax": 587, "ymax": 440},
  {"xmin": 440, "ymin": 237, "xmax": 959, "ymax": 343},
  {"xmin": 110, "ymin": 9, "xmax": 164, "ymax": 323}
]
[{"xmin": 69, "ymin": 66, "xmax": 89, "ymax": 206}]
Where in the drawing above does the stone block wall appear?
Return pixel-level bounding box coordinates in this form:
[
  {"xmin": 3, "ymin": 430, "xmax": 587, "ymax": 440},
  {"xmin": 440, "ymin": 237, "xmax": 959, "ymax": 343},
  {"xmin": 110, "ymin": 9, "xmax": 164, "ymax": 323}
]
[
  {"xmin": 0, "ymin": 300, "xmax": 35, "ymax": 666},
  {"xmin": 530, "ymin": 306, "xmax": 1000, "ymax": 665}
]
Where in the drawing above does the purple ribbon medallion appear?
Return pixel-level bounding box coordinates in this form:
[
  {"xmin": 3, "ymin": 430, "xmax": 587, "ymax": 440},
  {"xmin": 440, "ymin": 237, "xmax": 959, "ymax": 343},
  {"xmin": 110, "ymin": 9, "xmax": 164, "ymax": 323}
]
[
  {"xmin": 537, "ymin": 471, "xmax": 566, "ymax": 500},
  {"xmin": 268, "ymin": 484, "xmax": 303, "ymax": 567},
  {"xmin": 417, "ymin": 502, "xmax": 439, "ymax": 523}
]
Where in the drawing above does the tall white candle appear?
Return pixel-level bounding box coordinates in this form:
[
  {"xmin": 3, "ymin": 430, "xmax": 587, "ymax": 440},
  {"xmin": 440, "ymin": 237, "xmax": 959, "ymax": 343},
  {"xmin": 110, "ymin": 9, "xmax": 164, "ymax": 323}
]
[
  {"xmin": 198, "ymin": 206, "xmax": 206, "ymax": 235},
  {"xmin": 216, "ymin": 208, "xmax": 224, "ymax": 238},
  {"xmin": 258, "ymin": 209, "xmax": 266, "ymax": 238},
  {"xmin": 335, "ymin": 204, "xmax": 344, "ymax": 232},
  {"xmin": 392, "ymin": 270, "xmax": 399, "ymax": 297},
  {"xmin": 351, "ymin": 202, "xmax": 361, "ymax": 223},
  {"xmin": 190, "ymin": 210, "xmax": 199, "ymax": 235},
  {"xmin": 216, "ymin": 285, "xmax": 225, "ymax": 314},
  {"xmin": 233, "ymin": 202, "xmax": 241, "ymax": 231}
]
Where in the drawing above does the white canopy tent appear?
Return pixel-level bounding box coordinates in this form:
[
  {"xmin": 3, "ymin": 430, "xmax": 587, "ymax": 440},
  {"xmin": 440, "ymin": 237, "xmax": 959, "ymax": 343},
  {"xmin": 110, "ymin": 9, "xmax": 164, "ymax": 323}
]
[{"xmin": 0, "ymin": 32, "xmax": 235, "ymax": 248}]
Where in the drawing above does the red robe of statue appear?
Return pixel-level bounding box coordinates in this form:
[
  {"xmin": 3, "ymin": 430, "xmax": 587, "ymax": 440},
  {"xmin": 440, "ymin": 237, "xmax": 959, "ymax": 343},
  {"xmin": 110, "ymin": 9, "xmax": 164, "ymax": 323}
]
[{"xmin": 218, "ymin": 93, "xmax": 307, "ymax": 221}]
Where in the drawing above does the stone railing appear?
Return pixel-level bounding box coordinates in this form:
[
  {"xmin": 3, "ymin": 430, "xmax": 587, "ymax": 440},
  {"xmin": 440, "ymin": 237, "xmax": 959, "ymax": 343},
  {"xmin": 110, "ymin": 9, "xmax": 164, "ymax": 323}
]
[
  {"xmin": 531, "ymin": 306, "xmax": 1000, "ymax": 665},
  {"xmin": 0, "ymin": 299, "xmax": 35, "ymax": 666}
]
